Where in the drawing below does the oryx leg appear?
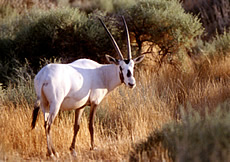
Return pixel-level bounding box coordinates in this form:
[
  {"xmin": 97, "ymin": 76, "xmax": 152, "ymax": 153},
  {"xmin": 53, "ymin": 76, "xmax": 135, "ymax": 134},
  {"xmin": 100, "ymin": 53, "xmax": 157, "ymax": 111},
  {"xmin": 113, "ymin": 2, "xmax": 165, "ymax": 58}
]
[
  {"xmin": 44, "ymin": 118, "xmax": 55, "ymax": 158},
  {"xmin": 69, "ymin": 108, "xmax": 84, "ymax": 156},
  {"xmin": 89, "ymin": 103, "xmax": 98, "ymax": 150},
  {"xmin": 44, "ymin": 102, "xmax": 61, "ymax": 158}
]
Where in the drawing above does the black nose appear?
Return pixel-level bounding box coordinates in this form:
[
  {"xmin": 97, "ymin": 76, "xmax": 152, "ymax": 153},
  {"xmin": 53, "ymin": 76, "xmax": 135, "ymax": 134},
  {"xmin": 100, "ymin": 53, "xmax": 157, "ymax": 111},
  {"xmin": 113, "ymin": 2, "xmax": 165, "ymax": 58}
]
[{"xmin": 128, "ymin": 83, "xmax": 135, "ymax": 87}]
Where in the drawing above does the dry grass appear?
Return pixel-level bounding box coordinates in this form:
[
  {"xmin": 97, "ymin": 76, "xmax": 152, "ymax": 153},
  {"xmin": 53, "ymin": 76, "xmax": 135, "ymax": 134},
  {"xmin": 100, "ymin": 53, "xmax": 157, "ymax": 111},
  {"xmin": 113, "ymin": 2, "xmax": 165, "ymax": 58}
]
[
  {"xmin": 0, "ymin": 99, "xmax": 170, "ymax": 161},
  {"xmin": 1, "ymin": 55, "xmax": 230, "ymax": 161}
]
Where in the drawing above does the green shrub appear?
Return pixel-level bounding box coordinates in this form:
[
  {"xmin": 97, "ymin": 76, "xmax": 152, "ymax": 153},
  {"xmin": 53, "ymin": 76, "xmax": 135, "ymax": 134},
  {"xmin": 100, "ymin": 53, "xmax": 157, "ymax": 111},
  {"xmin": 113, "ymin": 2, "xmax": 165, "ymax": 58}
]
[
  {"xmin": 116, "ymin": 0, "xmax": 204, "ymax": 62},
  {"xmin": 203, "ymin": 30, "xmax": 230, "ymax": 60},
  {"xmin": 130, "ymin": 105, "xmax": 230, "ymax": 161},
  {"xmin": 12, "ymin": 7, "xmax": 87, "ymax": 70}
]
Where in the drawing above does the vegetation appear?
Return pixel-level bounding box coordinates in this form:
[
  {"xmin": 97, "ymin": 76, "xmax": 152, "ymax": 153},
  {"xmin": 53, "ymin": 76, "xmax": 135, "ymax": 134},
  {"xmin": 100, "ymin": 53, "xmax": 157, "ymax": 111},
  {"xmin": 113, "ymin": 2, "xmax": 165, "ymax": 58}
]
[
  {"xmin": 200, "ymin": 30, "xmax": 230, "ymax": 60},
  {"xmin": 118, "ymin": 0, "xmax": 203, "ymax": 63},
  {"xmin": 1, "ymin": 0, "xmax": 230, "ymax": 161},
  {"xmin": 130, "ymin": 106, "xmax": 230, "ymax": 161},
  {"xmin": 0, "ymin": 0, "xmax": 204, "ymax": 86}
]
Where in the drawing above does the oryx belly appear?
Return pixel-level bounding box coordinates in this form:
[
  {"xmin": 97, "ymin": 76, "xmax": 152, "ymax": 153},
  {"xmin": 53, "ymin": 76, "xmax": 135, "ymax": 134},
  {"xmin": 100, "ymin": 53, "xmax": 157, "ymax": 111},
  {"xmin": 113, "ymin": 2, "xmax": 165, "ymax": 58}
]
[{"xmin": 60, "ymin": 93, "xmax": 90, "ymax": 110}]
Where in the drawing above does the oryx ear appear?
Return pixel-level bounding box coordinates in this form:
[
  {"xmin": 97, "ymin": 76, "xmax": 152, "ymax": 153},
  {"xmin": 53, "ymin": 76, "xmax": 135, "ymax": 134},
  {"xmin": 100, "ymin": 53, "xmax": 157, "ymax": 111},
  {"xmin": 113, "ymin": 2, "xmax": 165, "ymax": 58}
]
[
  {"xmin": 133, "ymin": 55, "xmax": 145, "ymax": 64},
  {"xmin": 105, "ymin": 55, "xmax": 119, "ymax": 65}
]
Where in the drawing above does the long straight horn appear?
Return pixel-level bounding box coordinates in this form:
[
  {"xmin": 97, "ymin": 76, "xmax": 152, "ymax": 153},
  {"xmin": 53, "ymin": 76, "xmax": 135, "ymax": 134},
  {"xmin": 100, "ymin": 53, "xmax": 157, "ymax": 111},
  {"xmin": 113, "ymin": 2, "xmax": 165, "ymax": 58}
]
[
  {"xmin": 122, "ymin": 16, "xmax": 132, "ymax": 60},
  {"xmin": 99, "ymin": 18, "xmax": 124, "ymax": 60}
]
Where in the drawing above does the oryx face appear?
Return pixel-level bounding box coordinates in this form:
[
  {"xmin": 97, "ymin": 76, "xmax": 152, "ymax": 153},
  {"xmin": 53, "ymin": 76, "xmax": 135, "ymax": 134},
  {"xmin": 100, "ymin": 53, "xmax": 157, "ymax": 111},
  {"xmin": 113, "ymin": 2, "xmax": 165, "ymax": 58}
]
[
  {"xmin": 105, "ymin": 55, "xmax": 145, "ymax": 89},
  {"xmin": 119, "ymin": 59, "xmax": 135, "ymax": 88}
]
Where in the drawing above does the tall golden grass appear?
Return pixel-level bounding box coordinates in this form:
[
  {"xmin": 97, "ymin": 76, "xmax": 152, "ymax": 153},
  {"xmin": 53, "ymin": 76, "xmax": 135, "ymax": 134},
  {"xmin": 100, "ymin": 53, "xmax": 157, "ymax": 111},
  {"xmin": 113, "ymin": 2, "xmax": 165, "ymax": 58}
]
[{"xmin": 1, "ymin": 55, "xmax": 230, "ymax": 161}]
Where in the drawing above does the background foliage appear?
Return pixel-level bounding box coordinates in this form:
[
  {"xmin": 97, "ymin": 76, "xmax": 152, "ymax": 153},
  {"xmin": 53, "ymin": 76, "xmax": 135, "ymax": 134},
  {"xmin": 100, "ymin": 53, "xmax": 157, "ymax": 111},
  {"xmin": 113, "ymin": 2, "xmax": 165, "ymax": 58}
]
[{"xmin": 0, "ymin": 0, "xmax": 205, "ymax": 86}]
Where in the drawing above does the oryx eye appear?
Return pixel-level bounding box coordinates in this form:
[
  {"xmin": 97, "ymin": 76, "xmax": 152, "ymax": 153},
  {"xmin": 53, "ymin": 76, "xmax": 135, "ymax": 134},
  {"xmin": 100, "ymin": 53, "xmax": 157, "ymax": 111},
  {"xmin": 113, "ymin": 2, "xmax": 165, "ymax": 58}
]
[{"xmin": 127, "ymin": 70, "xmax": 131, "ymax": 77}]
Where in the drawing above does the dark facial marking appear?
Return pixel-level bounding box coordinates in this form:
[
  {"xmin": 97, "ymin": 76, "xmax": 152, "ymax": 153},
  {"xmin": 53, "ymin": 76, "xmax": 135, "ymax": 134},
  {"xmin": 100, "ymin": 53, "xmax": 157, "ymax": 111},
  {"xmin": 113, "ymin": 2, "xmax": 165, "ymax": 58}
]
[
  {"xmin": 119, "ymin": 66, "xmax": 123, "ymax": 71},
  {"xmin": 119, "ymin": 66, "xmax": 124, "ymax": 83},
  {"xmin": 127, "ymin": 70, "xmax": 131, "ymax": 77},
  {"xmin": 124, "ymin": 59, "xmax": 130, "ymax": 64}
]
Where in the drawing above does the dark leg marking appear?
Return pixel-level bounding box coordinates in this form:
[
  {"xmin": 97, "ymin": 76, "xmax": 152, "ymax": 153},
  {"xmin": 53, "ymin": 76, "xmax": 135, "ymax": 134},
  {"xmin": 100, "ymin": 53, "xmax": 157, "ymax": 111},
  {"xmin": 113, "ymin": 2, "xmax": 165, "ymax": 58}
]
[
  {"xmin": 70, "ymin": 108, "xmax": 84, "ymax": 156},
  {"xmin": 89, "ymin": 103, "xmax": 98, "ymax": 150}
]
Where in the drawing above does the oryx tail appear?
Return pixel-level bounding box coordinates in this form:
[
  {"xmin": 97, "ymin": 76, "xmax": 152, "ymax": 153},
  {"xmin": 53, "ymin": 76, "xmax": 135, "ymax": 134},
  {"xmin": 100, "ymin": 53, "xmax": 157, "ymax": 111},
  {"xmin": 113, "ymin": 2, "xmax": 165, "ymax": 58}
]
[{"xmin": 31, "ymin": 98, "xmax": 40, "ymax": 129}]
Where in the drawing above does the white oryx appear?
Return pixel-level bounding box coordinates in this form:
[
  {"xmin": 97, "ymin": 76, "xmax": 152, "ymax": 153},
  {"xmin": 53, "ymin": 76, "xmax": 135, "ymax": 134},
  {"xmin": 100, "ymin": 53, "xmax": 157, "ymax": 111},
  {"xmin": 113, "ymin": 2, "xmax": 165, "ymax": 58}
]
[{"xmin": 31, "ymin": 16, "xmax": 144, "ymax": 158}]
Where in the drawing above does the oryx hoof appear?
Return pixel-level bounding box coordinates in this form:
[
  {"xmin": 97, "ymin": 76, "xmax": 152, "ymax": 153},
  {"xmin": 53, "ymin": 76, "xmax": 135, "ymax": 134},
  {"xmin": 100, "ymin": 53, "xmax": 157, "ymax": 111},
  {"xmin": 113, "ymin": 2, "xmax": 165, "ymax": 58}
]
[
  {"xmin": 70, "ymin": 149, "xmax": 77, "ymax": 157},
  {"xmin": 54, "ymin": 152, "xmax": 59, "ymax": 158},
  {"xmin": 90, "ymin": 146, "xmax": 98, "ymax": 151},
  {"xmin": 47, "ymin": 152, "xmax": 59, "ymax": 160},
  {"xmin": 49, "ymin": 153, "xmax": 57, "ymax": 161}
]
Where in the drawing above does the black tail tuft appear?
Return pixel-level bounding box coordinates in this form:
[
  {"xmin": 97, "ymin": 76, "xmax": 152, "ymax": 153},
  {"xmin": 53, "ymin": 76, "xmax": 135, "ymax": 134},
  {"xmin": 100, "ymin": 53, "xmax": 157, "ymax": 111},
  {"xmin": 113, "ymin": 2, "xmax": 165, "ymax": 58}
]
[{"xmin": 31, "ymin": 106, "xmax": 40, "ymax": 129}]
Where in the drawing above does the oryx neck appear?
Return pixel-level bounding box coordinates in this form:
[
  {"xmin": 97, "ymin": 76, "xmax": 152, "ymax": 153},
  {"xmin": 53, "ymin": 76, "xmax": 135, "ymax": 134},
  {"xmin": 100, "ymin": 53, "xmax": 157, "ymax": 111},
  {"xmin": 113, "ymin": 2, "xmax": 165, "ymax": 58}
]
[{"xmin": 102, "ymin": 64, "xmax": 122, "ymax": 92}]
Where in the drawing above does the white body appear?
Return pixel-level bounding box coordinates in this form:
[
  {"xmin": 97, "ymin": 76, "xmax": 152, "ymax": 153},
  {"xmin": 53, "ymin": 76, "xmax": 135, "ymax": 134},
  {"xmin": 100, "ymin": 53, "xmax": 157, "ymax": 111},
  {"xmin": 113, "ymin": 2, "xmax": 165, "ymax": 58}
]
[{"xmin": 34, "ymin": 59, "xmax": 121, "ymax": 114}]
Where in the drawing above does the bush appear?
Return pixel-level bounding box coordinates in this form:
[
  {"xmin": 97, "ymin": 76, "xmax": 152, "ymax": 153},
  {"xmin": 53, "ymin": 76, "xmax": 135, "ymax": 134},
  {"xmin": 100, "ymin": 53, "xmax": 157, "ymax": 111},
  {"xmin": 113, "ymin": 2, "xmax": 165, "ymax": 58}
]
[
  {"xmin": 203, "ymin": 30, "xmax": 230, "ymax": 59},
  {"xmin": 116, "ymin": 0, "xmax": 204, "ymax": 63},
  {"xmin": 130, "ymin": 105, "xmax": 230, "ymax": 161},
  {"xmin": 12, "ymin": 7, "xmax": 87, "ymax": 70}
]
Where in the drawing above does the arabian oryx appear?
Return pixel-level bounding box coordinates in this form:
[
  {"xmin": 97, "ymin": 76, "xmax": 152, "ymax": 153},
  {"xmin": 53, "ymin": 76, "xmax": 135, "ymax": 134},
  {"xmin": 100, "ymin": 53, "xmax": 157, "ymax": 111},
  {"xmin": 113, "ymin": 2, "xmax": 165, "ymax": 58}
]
[{"xmin": 31, "ymin": 16, "xmax": 144, "ymax": 158}]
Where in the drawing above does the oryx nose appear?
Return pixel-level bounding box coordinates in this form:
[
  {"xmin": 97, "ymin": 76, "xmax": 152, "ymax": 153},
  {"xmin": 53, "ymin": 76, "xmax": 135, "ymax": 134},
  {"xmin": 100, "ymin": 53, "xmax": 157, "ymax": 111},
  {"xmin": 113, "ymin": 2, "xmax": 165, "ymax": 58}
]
[{"xmin": 128, "ymin": 83, "xmax": 135, "ymax": 88}]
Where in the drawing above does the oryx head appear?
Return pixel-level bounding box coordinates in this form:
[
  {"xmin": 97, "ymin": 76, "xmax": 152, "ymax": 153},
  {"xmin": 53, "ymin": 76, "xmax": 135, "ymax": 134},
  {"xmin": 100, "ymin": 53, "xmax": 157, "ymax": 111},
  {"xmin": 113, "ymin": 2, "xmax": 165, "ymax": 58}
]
[{"xmin": 99, "ymin": 16, "xmax": 145, "ymax": 88}]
